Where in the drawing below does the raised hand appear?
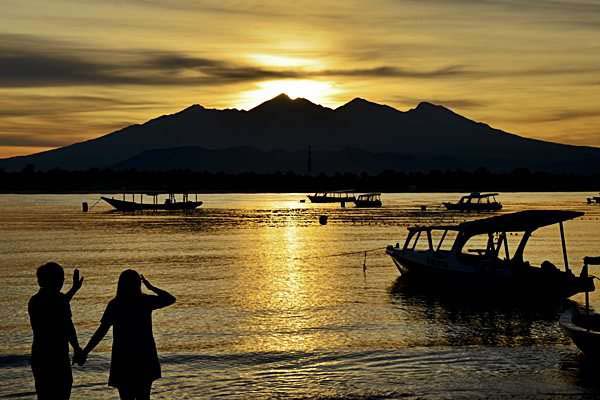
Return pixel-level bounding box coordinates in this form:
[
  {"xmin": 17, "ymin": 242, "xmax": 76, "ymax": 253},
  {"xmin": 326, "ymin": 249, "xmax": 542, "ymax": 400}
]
[
  {"xmin": 65, "ymin": 268, "xmax": 84, "ymax": 301},
  {"xmin": 140, "ymin": 274, "xmax": 153, "ymax": 290},
  {"xmin": 72, "ymin": 269, "xmax": 84, "ymax": 292}
]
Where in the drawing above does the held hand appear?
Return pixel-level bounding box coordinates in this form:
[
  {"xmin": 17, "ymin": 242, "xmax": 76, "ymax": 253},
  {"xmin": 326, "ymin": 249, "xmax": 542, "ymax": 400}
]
[
  {"xmin": 71, "ymin": 269, "xmax": 84, "ymax": 293},
  {"xmin": 72, "ymin": 348, "xmax": 88, "ymax": 366}
]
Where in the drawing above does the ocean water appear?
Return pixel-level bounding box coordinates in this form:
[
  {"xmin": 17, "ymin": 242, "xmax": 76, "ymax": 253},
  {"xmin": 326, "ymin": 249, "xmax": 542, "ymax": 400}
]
[{"xmin": 1, "ymin": 192, "xmax": 600, "ymax": 399}]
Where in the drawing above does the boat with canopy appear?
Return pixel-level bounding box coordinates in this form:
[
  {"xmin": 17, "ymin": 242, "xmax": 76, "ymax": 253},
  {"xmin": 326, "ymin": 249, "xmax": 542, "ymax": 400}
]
[
  {"xmin": 560, "ymin": 256, "xmax": 600, "ymax": 358},
  {"xmin": 307, "ymin": 190, "xmax": 356, "ymax": 204},
  {"xmin": 354, "ymin": 192, "xmax": 382, "ymax": 208},
  {"xmin": 101, "ymin": 192, "xmax": 202, "ymax": 211},
  {"xmin": 443, "ymin": 192, "xmax": 502, "ymax": 212},
  {"xmin": 386, "ymin": 210, "xmax": 594, "ymax": 298}
]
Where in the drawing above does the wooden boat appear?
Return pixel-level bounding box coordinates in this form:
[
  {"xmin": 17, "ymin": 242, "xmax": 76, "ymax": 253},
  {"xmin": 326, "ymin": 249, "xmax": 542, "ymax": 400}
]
[
  {"xmin": 560, "ymin": 256, "xmax": 600, "ymax": 358},
  {"xmin": 386, "ymin": 210, "xmax": 594, "ymax": 299},
  {"xmin": 354, "ymin": 192, "xmax": 382, "ymax": 208},
  {"xmin": 101, "ymin": 192, "xmax": 202, "ymax": 211},
  {"xmin": 443, "ymin": 192, "xmax": 502, "ymax": 212},
  {"xmin": 307, "ymin": 190, "xmax": 356, "ymax": 204}
]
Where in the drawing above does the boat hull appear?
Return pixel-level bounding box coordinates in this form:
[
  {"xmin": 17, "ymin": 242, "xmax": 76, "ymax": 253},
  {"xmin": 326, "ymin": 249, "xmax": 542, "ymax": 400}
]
[
  {"xmin": 386, "ymin": 247, "xmax": 594, "ymax": 299},
  {"xmin": 560, "ymin": 308, "xmax": 600, "ymax": 358},
  {"xmin": 101, "ymin": 197, "xmax": 202, "ymax": 211},
  {"xmin": 354, "ymin": 200, "xmax": 382, "ymax": 208},
  {"xmin": 443, "ymin": 202, "xmax": 502, "ymax": 212}
]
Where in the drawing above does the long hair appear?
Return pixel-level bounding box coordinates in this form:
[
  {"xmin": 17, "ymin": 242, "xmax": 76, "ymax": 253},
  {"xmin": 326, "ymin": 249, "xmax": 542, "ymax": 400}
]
[{"xmin": 116, "ymin": 269, "xmax": 142, "ymax": 301}]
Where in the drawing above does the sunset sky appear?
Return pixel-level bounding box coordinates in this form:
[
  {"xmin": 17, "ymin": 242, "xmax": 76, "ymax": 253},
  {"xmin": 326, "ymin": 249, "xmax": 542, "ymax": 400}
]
[{"xmin": 1, "ymin": 0, "xmax": 600, "ymax": 158}]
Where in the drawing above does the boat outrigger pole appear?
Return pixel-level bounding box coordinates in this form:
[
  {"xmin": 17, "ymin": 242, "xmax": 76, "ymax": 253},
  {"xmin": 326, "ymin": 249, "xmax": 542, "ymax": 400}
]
[{"xmin": 559, "ymin": 221, "xmax": 570, "ymax": 273}]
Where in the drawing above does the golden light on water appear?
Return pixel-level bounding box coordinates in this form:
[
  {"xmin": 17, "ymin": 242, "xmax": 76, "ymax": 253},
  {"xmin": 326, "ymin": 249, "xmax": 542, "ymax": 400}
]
[{"xmin": 238, "ymin": 79, "xmax": 340, "ymax": 110}]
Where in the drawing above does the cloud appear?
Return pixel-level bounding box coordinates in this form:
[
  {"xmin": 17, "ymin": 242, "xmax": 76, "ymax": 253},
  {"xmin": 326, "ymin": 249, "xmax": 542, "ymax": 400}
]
[
  {"xmin": 390, "ymin": 96, "xmax": 488, "ymax": 109},
  {"xmin": 0, "ymin": 133, "xmax": 75, "ymax": 148},
  {"xmin": 320, "ymin": 65, "xmax": 470, "ymax": 78},
  {"xmin": 0, "ymin": 94, "xmax": 162, "ymax": 118},
  {"xmin": 529, "ymin": 110, "xmax": 600, "ymax": 123},
  {"xmin": 0, "ymin": 34, "xmax": 478, "ymax": 88}
]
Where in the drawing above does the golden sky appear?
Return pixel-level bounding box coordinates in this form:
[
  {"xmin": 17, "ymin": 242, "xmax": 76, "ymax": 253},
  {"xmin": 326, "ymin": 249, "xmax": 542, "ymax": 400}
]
[{"xmin": 1, "ymin": 0, "xmax": 600, "ymax": 158}]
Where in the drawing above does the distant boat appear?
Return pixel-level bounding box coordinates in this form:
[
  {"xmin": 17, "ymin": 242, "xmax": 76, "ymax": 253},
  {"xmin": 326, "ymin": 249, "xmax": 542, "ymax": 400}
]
[
  {"xmin": 354, "ymin": 192, "xmax": 382, "ymax": 208},
  {"xmin": 587, "ymin": 194, "xmax": 600, "ymax": 204},
  {"xmin": 101, "ymin": 192, "xmax": 202, "ymax": 211},
  {"xmin": 443, "ymin": 192, "xmax": 502, "ymax": 212},
  {"xmin": 386, "ymin": 210, "xmax": 594, "ymax": 299},
  {"xmin": 307, "ymin": 190, "xmax": 356, "ymax": 204},
  {"xmin": 560, "ymin": 256, "xmax": 600, "ymax": 358}
]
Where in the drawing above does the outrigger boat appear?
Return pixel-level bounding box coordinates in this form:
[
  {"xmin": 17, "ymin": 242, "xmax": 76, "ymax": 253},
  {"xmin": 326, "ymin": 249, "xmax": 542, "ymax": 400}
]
[
  {"xmin": 443, "ymin": 192, "xmax": 502, "ymax": 212},
  {"xmin": 101, "ymin": 192, "xmax": 202, "ymax": 211},
  {"xmin": 560, "ymin": 256, "xmax": 600, "ymax": 358},
  {"xmin": 354, "ymin": 192, "xmax": 382, "ymax": 208},
  {"xmin": 307, "ymin": 190, "xmax": 356, "ymax": 204},
  {"xmin": 386, "ymin": 210, "xmax": 594, "ymax": 298}
]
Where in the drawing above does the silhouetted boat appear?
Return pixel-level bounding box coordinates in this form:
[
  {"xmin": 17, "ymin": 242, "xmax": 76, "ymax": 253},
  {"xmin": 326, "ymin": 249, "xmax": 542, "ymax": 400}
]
[
  {"xmin": 354, "ymin": 192, "xmax": 382, "ymax": 208},
  {"xmin": 560, "ymin": 256, "xmax": 600, "ymax": 358},
  {"xmin": 101, "ymin": 193, "xmax": 202, "ymax": 211},
  {"xmin": 386, "ymin": 210, "xmax": 594, "ymax": 299},
  {"xmin": 443, "ymin": 192, "xmax": 502, "ymax": 212},
  {"xmin": 587, "ymin": 194, "xmax": 600, "ymax": 204},
  {"xmin": 307, "ymin": 190, "xmax": 356, "ymax": 204}
]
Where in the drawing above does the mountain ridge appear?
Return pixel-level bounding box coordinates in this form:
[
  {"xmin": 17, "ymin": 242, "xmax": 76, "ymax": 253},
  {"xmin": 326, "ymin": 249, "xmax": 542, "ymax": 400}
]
[{"xmin": 1, "ymin": 94, "xmax": 598, "ymax": 173}]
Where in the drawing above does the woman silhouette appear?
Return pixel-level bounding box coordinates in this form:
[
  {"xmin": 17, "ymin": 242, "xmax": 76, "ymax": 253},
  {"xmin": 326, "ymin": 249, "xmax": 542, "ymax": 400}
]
[{"xmin": 80, "ymin": 270, "xmax": 175, "ymax": 400}]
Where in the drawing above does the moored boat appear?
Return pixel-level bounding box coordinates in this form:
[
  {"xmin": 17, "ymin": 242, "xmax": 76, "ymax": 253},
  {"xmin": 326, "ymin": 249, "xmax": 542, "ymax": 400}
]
[
  {"xmin": 101, "ymin": 192, "xmax": 202, "ymax": 211},
  {"xmin": 443, "ymin": 192, "xmax": 502, "ymax": 212},
  {"xmin": 307, "ymin": 190, "xmax": 356, "ymax": 204},
  {"xmin": 354, "ymin": 192, "xmax": 382, "ymax": 208},
  {"xmin": 587, "ymin": 194, "xmax": 600, "ymax": 204},
  {"xmin": 386, "ymin": 210, "xmax": 594, "ymax": 299},
  {"xmin": 560, "ymin": 256, "xmax": 600, "ymax": 358}
]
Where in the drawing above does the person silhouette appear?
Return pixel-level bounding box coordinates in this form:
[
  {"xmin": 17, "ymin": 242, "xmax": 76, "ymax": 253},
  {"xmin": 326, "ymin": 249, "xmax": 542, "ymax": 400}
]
[
  {"xmin": 78, "ymin": 270, "xmax": 175, "ymax": 400},
  {"xmin": 28, "ymin": 262, "xmax": 84, "ymax": 400}
]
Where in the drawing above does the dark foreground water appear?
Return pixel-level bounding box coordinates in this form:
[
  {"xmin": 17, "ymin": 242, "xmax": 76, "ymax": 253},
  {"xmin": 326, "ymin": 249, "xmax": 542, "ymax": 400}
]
[{"xmin": 1, "ymin": 193, "xmax": 599, "ymax": 399}]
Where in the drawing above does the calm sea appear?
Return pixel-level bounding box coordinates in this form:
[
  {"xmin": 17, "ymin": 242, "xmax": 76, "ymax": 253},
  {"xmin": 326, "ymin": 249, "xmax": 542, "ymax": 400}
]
[{"xmin": 1, "ymin": 193, "xmax": 600, "ymax": 399}]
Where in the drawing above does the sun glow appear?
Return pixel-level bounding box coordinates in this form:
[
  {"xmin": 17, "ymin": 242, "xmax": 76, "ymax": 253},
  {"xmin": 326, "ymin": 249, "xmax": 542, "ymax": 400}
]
[
  {"xmin": 238, "ymin": 79, "xmax": 339, "ymax": 110},
  {"xmin": 249, "ymin": 54, "xmax": 320, "ymax": 69}
]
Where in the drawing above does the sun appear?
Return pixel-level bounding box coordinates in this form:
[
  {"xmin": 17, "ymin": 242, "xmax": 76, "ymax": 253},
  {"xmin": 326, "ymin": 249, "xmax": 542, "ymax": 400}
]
[{"xmin": 238, "ymin": 79, "xmax": 339, "ymax": 110}]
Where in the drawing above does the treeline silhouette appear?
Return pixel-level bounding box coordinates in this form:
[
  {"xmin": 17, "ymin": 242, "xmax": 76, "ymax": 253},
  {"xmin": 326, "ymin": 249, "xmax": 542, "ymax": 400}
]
[{"xmin": 2, "ymin": 166, "xmax": 599, "ymax": 193}]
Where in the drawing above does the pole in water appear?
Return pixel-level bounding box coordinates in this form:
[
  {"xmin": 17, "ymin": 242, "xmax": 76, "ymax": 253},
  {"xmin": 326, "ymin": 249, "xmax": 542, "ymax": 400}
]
[
  {"xmin": 363, "ymin": 251, "xmax": 367, "ymax": 277},
  {"xmin": 82, "ymin": 202, "xmax": 88, "ymax": 212}
]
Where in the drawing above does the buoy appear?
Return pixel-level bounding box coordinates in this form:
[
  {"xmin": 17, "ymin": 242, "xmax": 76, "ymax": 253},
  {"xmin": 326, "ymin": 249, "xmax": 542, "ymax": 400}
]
[
  {"xmin": 300, "ymin": 199, "xmax": 306, "ymax": 203},
  {"xmin": 420, "ymin": 205, "xmax": 427, "ymax": 211},
  {"xmin": 82, "ymin": 202, "xmax": 88, "ymax": 212},
  {"xmin": 319, "ymin": 215, "xmax": 328, "ymax": 225}
]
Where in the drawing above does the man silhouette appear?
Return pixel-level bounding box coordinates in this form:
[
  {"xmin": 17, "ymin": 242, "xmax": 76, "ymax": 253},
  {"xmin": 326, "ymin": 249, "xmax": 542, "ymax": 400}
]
[{"xmin": 28, "ymin": 262, "xmax": 84, "ymax": 400}]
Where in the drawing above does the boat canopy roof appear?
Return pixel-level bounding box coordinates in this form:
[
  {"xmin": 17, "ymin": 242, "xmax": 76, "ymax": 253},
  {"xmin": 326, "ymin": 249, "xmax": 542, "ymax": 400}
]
[
  {"xmin": 316, "ymin": 189, "xmax": 355, "ymax": 194},
  {"xmin": 460, "ymin": 210, "xmax": 583, "ymax": 234},
  {"xmin": 463, "ymin": 192, "xmax": 499, "ymax": 198},
  {"xmin": 408, "ymin": 210, "xmax": 583, "ymax": 234}
]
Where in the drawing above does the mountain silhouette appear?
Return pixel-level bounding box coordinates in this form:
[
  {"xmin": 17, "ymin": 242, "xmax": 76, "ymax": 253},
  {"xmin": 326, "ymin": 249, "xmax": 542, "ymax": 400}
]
[{"xmin": 1, "ymin": 94, "xmax": 598, "ymax": 173}]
